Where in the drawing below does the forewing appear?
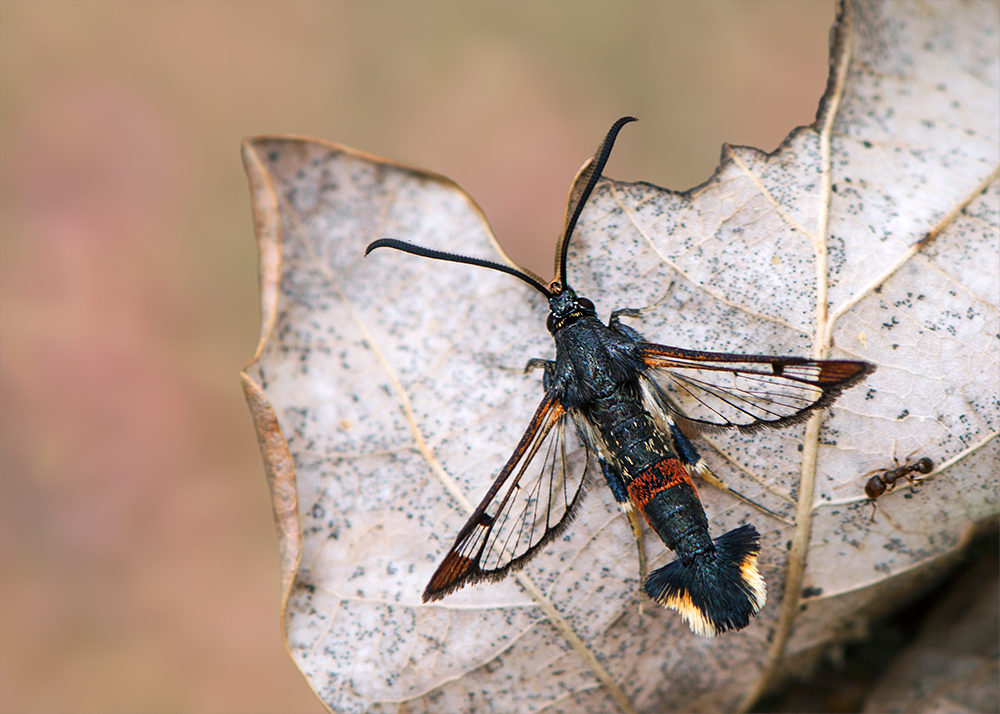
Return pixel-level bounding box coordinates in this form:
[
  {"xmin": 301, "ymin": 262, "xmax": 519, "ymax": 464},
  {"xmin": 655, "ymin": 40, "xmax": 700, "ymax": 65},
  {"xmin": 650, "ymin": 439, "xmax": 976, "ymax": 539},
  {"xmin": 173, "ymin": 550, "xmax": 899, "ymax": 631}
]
[
  {"xmin": 638, "ymin": 342, "xmax": 875, "ymax": 433},
  {"xmin": 423, "ymin": 390, "xmax": 593, "ymax": 601}
]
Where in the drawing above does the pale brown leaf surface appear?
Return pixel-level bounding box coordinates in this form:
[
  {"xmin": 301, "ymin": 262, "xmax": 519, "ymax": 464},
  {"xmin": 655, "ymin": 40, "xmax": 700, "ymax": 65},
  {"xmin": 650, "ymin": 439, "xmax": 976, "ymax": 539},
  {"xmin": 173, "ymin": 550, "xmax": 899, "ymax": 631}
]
[{"xmin": 241, "ymin": 1, "xmax": 999, "ymax": 711}]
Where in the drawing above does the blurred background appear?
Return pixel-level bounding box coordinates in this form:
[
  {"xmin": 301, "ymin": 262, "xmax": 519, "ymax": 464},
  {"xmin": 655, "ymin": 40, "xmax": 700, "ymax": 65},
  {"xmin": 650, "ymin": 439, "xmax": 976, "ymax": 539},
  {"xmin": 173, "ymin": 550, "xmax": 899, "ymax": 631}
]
[{"xmin": 0, "ymin": 2, "xmax": 837, "ymax": 711}]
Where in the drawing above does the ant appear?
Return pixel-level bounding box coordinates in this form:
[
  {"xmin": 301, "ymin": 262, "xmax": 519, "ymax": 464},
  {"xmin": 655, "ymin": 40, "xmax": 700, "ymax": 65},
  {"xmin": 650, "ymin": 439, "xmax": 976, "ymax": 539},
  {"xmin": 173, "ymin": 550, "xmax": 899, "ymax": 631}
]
[{"xmin": 864, "ymin": 454, "xmax": 934, "ymax": 521}]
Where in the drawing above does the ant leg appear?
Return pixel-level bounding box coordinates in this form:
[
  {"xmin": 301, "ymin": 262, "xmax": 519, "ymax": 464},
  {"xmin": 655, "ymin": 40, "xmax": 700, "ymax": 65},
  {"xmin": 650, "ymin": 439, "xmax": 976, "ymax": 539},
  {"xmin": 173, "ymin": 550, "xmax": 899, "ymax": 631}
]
[{"xmin": 901, "ymin": 472, "xmax": 926, "ymax": 493}]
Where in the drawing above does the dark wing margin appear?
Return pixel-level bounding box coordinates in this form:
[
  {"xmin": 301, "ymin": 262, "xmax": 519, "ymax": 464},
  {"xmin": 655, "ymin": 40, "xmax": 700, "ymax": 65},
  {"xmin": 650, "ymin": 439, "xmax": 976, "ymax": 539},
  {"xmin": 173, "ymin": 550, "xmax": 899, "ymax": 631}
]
[
  {"xmin": 423, "ymin": 389, "xmax": 593, "ymax": 602},
  {"xmin": 637, "ymin": 342, "xmax": 875, "ymax": 433}
]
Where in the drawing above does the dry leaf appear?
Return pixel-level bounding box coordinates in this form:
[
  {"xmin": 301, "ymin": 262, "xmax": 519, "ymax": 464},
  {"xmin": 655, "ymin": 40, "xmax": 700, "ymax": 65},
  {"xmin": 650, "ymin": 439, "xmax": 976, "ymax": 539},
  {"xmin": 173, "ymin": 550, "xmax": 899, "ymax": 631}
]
[{"xmin": 240, "ymin": 1, "xmax": 999, "ymax": 711}]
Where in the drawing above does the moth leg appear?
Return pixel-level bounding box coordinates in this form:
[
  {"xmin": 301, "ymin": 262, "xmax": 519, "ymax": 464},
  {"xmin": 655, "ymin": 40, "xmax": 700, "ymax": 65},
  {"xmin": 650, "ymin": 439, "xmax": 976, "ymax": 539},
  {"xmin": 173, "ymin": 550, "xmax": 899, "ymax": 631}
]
[
  {"xmin": 524, "ymin": 358, "xmax": 552, "ymax": 373},
  {"xmin": 609, "ymin": 281, "xmax": 678, "ymax": 334},
  {"xmin": 608, "ymin": 308, "xmax": 645, "ymax": 341},
  {"xmin": 524, "ymin": 358, "xmax": 557, "ymax": 390},
  {"xmin": 666, "ymin": 420, "xmax": 703, "ymax": 471},
  {"xmin": 600, "ymin": 459, "xmax": 631, "ymax": 509},
  {"xmin": 669, "ymin": 422, "xmax": 790, "ymax": 524},
  {"xmin": 610, "ymin": 307, "xmax": 643, "ymax": 323},
  {"xmin": 600, "ymin": 459, "xmax": 647, "ymax": 594},
  {"xmin": 626, "ymin": 509, "xmax": 647, "ymax": 616}
]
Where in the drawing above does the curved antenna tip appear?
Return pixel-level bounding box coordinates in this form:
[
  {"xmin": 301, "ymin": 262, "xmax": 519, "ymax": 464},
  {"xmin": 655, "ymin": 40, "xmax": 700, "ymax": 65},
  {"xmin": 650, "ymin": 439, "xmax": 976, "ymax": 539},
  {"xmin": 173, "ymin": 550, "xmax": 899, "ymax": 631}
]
[
  {"xmin": 365, "ymin": 238, "xmax": 392, "ymax": 256},
  {"xmin": 554, "ymin": 116, "xmax": 638, "ymax": 289}
]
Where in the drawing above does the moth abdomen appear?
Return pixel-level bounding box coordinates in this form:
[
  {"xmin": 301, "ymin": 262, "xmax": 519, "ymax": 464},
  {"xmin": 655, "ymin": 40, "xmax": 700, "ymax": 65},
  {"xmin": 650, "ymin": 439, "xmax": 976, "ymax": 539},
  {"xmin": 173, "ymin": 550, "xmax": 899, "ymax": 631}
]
[
  {"xmin": 626, "ymin": 458, "xmax": 712, "ymax": 555},
  {"xmin": 645, "ymin": 523, "xmax": 766, "ymax": 637},
  {"xmin": 625, "ymin": 459, "xmax": 765, "ymax": 636}
]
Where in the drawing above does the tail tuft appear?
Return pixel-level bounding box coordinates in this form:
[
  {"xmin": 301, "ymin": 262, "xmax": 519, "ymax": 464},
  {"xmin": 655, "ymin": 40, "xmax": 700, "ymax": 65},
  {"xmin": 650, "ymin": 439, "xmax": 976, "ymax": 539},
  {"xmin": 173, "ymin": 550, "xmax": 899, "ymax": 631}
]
[{"xmin": 644, "ymin": 524, "xmax": 766, "ymax": 637}]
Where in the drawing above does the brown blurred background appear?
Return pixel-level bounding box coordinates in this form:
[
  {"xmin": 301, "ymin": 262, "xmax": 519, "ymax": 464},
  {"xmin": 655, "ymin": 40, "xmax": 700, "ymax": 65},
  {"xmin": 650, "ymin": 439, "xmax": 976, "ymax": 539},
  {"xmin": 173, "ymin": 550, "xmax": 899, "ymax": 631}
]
[{"xmin": 0, "ymin": 2, "xmax": 835, "ymax": 712}]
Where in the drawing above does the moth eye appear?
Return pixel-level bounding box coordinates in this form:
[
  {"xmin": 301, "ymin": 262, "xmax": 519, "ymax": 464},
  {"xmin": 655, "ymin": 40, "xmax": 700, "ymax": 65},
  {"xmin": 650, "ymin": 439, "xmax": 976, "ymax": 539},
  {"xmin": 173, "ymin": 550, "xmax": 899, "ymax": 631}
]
[
  {"xmin": 578, "ymin": 298, "xmax": 595, "ymax": 312},
  {"xmin": 546, "ymin": 313, "xmax": 556, "ymax": 333}
]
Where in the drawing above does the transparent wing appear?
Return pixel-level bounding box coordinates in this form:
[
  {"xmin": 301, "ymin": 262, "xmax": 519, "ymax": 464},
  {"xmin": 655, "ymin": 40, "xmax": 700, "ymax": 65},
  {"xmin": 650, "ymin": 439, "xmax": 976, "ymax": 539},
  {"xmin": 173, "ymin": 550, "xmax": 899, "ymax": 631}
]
[
  {"xmin": 423, "ymin": 389, "xmax": 593, "ymax": 601},
  {"xmin": 638, "ymin": 342, "xmax": 875, "ymax": 433}
]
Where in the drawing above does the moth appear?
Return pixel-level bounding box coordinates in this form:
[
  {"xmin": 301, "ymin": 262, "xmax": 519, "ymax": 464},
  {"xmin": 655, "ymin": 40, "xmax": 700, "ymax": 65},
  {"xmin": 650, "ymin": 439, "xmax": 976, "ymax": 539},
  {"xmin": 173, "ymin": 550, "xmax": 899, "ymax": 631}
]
[{"xmin": 366, "ymin": 117, "xmax": 875, "ymax": 636}]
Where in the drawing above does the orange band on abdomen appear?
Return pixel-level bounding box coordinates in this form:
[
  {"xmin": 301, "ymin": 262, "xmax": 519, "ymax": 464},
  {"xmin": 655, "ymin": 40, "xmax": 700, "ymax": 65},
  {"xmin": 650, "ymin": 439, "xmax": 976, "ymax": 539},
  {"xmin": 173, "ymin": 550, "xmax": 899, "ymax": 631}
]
[{"xmin": 626, "ymin": 459, "xmax": 697, "ymax": 512}]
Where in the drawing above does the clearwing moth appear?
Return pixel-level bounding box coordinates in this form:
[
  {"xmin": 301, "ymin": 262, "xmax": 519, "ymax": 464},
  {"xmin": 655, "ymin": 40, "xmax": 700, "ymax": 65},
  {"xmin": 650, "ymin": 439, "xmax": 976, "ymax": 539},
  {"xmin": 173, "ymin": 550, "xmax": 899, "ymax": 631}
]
[{"xmin": 366, "ymin": 117, "xmax": 875, "ymax": 636}]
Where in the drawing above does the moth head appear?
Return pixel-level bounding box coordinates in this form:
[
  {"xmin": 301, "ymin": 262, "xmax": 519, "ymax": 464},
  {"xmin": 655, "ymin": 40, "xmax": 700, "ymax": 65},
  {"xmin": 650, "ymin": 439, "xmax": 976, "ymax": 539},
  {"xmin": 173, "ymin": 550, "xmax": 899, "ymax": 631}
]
[
  {"xmin": 365, "ymin": 116, "xmax": 637, "ymax": 336},
  {"xmin": 546, "ymin": 287, "xmax": 596, "ymax": 334}
]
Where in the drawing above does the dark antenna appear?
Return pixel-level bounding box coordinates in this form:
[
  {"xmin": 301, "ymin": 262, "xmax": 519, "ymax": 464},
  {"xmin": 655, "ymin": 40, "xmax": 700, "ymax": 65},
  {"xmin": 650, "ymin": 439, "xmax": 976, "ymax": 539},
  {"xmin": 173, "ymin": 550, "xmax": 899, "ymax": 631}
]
[
  {"xmin": 552, "ymin": 116, "xmax": 637, "ymax": 293},
  {"xmin": 365, "ymin": 117, "xmax": 636, "ymax": 298},
  {"xmin": 365, "ymin": 238, "xmax": 552, "ymax": 297}
]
